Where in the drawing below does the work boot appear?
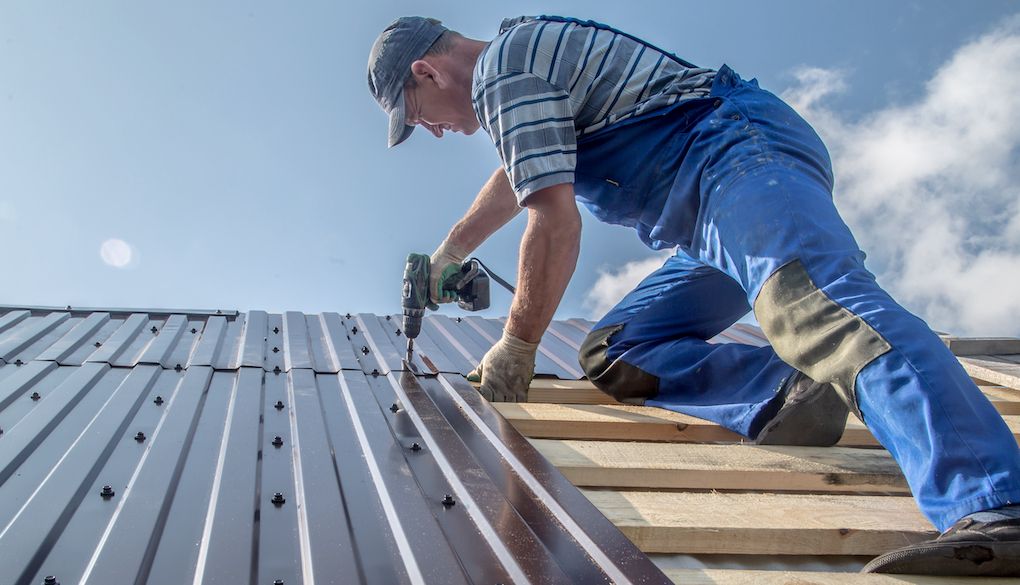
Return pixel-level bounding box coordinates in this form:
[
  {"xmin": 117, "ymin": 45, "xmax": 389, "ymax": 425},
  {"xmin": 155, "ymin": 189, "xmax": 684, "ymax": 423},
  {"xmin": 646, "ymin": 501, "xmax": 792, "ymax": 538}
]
[
  {"xmin": 754, "ymin": 372, "xmax": 849, "ymax": 447},
  {"xmin": 862, "ymin": 512, "xmax": 1020, "ymax": 576}
]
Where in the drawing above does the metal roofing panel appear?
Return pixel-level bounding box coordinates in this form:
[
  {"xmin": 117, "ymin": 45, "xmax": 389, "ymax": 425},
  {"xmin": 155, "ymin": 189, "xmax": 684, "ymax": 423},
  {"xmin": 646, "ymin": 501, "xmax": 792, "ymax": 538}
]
[{"xmin": 0, "ymin": 305, "xmax": 676, "ymax": 584}]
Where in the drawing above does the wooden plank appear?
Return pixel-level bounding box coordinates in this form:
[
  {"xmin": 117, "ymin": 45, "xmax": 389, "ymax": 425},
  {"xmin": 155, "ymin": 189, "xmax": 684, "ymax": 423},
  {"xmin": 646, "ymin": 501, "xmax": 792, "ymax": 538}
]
[
  {"xmin": 661, "ymin": 568, "xmax": 1016, "ymax": 584},
  {"xmin": 959, "ymin": 355, "xmax": 1020, "ymax": 391},
  {"xmin": 470, "ymin": 378, "xmax": 621, "ymax": 404},
  {"xmin": 494, "ymin": 403, "xmax": 743, "ymax": 443},
  {"xmin": 517, "ymin": 379, "xmax": 1019, "ymax": 415},
  {"xmin": 583, "ymin": 490, "xmax": 936, "ymax": 555},
  {"xmin": 943, "ymin": 336, "xmax": 1020, "ymax": 356},
  {"xmin": 493, "ymin": 403, "xmax": 1020, "ymax": 447},
  {"xmin": 532, "ymin": 439, "xmax": 908, "ymax": 494},
  {"xmin": 983, "ymin": 385, "xmax": 1020, "ymax": 415}
]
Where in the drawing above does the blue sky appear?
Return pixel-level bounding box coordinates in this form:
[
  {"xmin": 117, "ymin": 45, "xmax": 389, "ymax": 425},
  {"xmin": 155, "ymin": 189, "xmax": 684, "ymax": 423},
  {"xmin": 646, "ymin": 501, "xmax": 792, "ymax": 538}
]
[{"xmin": 2, "ymin": 1, "xmax": 1018, "ymax": 334}]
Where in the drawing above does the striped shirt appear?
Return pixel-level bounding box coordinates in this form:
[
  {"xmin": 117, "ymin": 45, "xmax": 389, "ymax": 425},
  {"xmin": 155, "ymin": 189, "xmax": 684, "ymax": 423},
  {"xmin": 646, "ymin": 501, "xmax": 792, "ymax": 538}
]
[{"xmin": 472, "ymin": 16, "xmax": 716, "ymax": 204}]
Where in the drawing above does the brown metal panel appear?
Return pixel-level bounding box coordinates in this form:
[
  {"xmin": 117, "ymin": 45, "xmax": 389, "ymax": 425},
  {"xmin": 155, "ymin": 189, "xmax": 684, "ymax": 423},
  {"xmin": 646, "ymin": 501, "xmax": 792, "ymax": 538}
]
[{"xmin": 430, "ymin": 373, "xmax": 672, "ymax": 583}]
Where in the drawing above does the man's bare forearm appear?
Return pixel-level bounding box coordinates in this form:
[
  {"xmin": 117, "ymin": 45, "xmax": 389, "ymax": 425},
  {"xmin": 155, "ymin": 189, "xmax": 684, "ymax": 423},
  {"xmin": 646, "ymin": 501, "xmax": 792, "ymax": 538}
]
[
  {"xmin": 505, "ymin": 183, "xmax": 581, "ymax": 343},
  {"xmin": 443, "ymin": 167, "xmax": 522, "ymax": 253}
]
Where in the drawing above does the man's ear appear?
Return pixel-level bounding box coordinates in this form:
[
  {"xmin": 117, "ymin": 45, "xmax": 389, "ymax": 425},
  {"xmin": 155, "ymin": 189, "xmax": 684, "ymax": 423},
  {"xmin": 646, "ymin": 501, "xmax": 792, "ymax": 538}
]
[{"xmin": 410, "ymin": 59, "xmax": 446, "ymax": 89}]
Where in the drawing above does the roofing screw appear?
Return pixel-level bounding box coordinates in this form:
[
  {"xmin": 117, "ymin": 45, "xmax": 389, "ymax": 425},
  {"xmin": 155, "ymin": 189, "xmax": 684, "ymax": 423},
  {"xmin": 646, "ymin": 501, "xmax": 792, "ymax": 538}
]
[
  {"xmin": 361, "ymin": 346, "xmax": 370, "ymax": 355},
  {"xmin": 154, "ymin": 395, "xmax": 164, "ymax": 405},
  {"xmin": 94, "ymin": 341, "xmax": 102, "ymax": 347},
  {"xmin": 150, "ymin": 326, "xmax": 158, "ymax": 334},
  {"xmin": 441, "ymin": 494, "xmax": 456, "ymax": 507},
  {"xmin": 30, "ymin": 392, "xmax": 41, "ymax": 401},
  {"xmin": 410, "ymin": 442, "xmax": 421, "ymax": 452},
  {"xmin": 271, "ymin": 492, "xmax": 286, "ymax": 506},
  {"xmin": 100, "ymin": 485, "xmax": 115, "ymax": 499},
  {"xmin": 190, "ymin": 328, "xmax": 197, "ymax": 334},
  {"xmin": 174, "ymin": 364, "xmax": 183, "ymax": 372},
  {"xmin": 274, "ymin": 580, "xmax": 284, "ymax": 585},
  {"xmin": 351, "ymin": 326, "xmax": 358, "ymax": 335},
  {"xmin": 272, "ymin": 436, "xmax": 284, "ymax": 448},
  {"xmin": 389, "ymin": 403, "xmax": 399, "ymax": 413},
  {"xmin": 395, "ymin": 329, "xmax": 402, "ymax": 336},
  {"xmin": 273, "ymin": 365, "xmax": 281, "ymax": 375},
  {"xmin": 0, "ymin": 428, "xmax": 4, "ymax": 436},
  {"xmin": 272, "ymin": 347, "xmax": 279, "ymax": 353},
  {"xmin": 14, "ymin": 359, "xmax": 23, "ymax": 366},
  {"xmin": 371, "ymin": 369, "xmax": 380, "ymax": 377},
  {"xmin": 275, "ymin": 400, "xmax": 285, "ymax": 410},
  {"xmin": 345, "ymin": 313, "xmax": 351, "ymax": 319},
  {"xmin": 134, "ymin": 432, "xmax": 146, "ymax": 442},
  {"xmin": 456, "ymin": 317, "xmax": 462, "ymax": 323},
  {"xmin": 43, "ymin": 577, "xmax": 59, "ymax": 585},
  {"xmin": 273, "ymin": 326, "xmax": 279, "ymax": 334},
  {"xmin": 385, "ymin": 315, "xmax": 391, "ymax": 321}
]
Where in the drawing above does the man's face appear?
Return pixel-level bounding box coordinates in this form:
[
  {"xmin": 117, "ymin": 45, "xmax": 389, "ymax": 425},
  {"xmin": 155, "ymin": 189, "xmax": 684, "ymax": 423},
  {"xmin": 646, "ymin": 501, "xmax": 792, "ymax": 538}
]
[{"xmin": 403, "ymin": 65, "xmax": 481, "ymax": 139}]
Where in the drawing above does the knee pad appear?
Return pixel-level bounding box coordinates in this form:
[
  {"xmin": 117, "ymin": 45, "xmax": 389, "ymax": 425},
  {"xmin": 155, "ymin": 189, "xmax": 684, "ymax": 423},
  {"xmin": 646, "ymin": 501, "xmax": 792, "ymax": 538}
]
[
  {"xmin": 579, "ymin": 324, "xmax": 659, "ymax": 404},
  {"xmin": 754, "ymin": 259, "xmax": 891, "ymax": 415}
]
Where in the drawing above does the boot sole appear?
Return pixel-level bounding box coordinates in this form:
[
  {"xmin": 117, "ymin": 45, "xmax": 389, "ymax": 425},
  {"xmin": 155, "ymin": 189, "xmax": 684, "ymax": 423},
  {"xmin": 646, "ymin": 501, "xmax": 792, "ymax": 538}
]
[{"xmin": 862, "ymin": 539, "xmax": 1020, "ymax": 576}]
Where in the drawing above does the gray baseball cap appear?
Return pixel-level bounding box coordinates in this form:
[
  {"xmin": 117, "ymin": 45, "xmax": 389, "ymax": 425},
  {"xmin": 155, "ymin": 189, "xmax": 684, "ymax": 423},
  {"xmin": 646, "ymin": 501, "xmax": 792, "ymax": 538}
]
[{"xmin": 367, "ymin": 17, "xmax": 448, "ymax": 147}]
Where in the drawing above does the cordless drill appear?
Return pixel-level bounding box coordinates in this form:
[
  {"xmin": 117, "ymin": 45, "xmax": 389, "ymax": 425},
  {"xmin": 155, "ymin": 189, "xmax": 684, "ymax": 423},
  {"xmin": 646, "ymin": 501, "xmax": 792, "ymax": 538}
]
[{"xmin": 401, "ymin": 253, "xmax": 490, "ymax": 356}]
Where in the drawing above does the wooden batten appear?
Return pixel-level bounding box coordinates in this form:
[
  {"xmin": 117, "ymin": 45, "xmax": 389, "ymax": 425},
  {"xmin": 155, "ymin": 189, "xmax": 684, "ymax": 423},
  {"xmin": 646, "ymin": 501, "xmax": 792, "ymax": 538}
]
[
  {"xmin": 583, "ymin": 490, "xmax": 936, "ymax": 555},
  {"xmin": 532, "ymin": 439, "xmax": 909, "ymax": 494}
]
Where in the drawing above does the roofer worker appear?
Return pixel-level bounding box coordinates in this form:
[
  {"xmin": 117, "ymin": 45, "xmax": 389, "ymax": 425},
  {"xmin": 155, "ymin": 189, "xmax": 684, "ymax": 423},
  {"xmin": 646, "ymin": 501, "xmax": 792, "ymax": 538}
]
[{"xmin": 368, "ymin": 16, "xmax": 1020, "ymax": 575}]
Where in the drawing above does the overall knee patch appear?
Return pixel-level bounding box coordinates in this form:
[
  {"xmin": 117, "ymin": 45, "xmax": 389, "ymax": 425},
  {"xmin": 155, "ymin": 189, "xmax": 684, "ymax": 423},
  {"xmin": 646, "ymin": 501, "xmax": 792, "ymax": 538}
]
[
  {"xmin": 753, "ymin": 260, "xmax": 891, "ymax": 415},
  {"xmin": 579, "ymin": 325, "xmax": 659, "ymax": 404}
]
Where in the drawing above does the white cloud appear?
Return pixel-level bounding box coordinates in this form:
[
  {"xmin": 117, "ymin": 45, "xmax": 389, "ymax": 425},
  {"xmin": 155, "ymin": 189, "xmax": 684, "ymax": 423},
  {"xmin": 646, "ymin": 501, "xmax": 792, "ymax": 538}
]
[
  {"xmin": 100, "ymin": 238, "xmax": 137, "ymax": 269},
  {"xmin": 0, "ymin": 201, "xmax": 14, "ymax": 222},
  {"xmin": 783, "ymin": 17, "xmax": 1020, "ymax": 336},
  {"xmin": 584, "ymin": 18, "xmax": 1020, "ymax": 336},
  {"xmin": 583, "ymin": 252, "xmax": 672, "ymax": 317}
]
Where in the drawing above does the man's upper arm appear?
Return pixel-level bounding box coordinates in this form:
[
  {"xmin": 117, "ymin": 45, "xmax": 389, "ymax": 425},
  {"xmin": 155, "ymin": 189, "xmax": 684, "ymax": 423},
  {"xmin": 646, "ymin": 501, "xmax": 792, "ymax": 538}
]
[{"xmin": 475, "ymin": 72, "xmax": 576, "ymax": 206}]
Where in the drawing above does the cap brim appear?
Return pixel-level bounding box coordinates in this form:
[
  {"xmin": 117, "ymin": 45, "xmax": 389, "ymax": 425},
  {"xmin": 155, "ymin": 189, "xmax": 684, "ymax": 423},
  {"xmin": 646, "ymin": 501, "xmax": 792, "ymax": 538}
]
[{"xmin": 387, "ymin": 91, "xmax": 414, "ymax": 147}]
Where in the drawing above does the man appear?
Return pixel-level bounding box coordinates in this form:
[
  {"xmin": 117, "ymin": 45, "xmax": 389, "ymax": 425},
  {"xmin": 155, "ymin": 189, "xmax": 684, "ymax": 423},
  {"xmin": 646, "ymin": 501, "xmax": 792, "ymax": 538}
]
[{"xmin": 367, "ymin": 15, "xmax": 1020, "ymax": 575}]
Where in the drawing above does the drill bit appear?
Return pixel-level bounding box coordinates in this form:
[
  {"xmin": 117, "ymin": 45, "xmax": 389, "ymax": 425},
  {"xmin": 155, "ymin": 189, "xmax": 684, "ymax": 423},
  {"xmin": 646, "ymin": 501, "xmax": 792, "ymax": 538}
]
[{"xmin": 406, "ymin": 338, "xmax": 415, "ymax": 357}]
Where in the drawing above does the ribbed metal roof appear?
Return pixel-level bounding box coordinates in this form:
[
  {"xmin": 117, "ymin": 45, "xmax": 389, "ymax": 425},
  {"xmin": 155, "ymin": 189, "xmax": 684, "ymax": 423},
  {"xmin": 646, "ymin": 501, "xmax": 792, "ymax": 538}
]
[{"xmin": 0, "ymin": 306, "xmax": 689, "ymax": 585}]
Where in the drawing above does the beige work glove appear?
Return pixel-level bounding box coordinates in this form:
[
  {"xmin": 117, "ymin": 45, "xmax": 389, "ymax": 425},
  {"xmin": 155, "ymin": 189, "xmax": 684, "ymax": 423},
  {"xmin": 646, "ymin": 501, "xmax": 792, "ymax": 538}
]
[
  {"xmin": 430, "ymin": 239, "xmax": 468, "ymax": 305},
  {"xmin": 467, "ymin": 331, "xmax": 539, "ymax": 402}
]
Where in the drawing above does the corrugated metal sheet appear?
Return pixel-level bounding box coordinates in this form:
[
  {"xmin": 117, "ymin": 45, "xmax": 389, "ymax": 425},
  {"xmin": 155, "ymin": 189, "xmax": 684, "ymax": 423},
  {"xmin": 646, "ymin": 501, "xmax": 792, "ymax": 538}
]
[
  {"xmin": 0, "ymin": 306, "xmax": 683, "ymax": 584},
  {"xmin": 0, "ymin": 308, "xmax": 766, "ymax": 381}
]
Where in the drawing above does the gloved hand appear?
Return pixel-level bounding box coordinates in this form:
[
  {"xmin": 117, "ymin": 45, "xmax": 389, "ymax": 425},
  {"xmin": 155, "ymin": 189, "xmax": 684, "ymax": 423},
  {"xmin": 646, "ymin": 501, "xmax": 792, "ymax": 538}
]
[
  {"xmin": 430, "ymin": 239, "xmax": 468, "ymax": 305},
  {"xmin": 467, "ymin": 331, "xmax": 539, "ymax": 402}
]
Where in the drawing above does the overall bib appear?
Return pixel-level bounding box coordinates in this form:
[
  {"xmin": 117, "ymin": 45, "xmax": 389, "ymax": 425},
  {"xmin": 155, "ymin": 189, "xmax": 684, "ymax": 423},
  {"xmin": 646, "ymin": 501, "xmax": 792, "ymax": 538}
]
[{"xmin": 544, "ymin": 16, "xmax": 1020, "ymax": 531}]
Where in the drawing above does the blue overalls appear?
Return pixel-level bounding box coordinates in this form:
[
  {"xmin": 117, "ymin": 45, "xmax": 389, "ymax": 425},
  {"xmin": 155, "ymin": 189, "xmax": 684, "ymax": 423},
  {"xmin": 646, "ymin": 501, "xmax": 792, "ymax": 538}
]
[{"xmin": 547, "ymin": 16, "xmax": 1020, "ymax": 531}]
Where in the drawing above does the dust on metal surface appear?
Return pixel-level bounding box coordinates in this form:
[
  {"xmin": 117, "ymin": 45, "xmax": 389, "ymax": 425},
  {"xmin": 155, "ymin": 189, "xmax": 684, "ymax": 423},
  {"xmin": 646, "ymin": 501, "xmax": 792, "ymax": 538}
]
[{"xmin": 0, "ymin": 306, "xmax": 690, "ymax": 584}]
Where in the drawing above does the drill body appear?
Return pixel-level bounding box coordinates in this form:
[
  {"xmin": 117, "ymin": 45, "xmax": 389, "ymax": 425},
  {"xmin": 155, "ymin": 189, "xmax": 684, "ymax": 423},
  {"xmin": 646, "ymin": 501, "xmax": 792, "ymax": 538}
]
[{"xmin": 401, "ymin": 253, "xmax": 490, "ymax": 354}]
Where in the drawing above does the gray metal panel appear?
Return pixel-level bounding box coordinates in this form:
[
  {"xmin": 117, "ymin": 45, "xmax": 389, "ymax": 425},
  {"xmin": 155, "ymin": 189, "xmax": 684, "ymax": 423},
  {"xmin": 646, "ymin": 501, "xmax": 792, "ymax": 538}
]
[
  {"xmin": 0, "ymin": 304, "xmax": 673, "ymax": 585},
  {"xmin": 35, "ymin": 313, "xmax": 111, "ymax": 364},
  {"xmin": 0, "ymin": 312, "xmax": 71, "ymax": 362},
  {"xmin": 0, "ymin": 309, "xmax": 30, "ymax": 335}
]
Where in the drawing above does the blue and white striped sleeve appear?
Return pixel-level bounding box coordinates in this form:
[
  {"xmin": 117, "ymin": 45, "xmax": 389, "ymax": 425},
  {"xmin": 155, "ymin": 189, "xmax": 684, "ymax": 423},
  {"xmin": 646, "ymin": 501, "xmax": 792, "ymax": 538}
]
[{"xmin": 474, "ymin": 72, "xmax": 576, "ymax": 205}]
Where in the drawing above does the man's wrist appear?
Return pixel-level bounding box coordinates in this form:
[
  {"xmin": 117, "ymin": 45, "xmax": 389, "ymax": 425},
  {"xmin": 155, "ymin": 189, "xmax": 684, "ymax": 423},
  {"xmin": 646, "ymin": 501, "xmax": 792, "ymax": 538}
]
[{"xmin": 500, "ymin": 329, "xmax": 540, "ymax": 354}]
